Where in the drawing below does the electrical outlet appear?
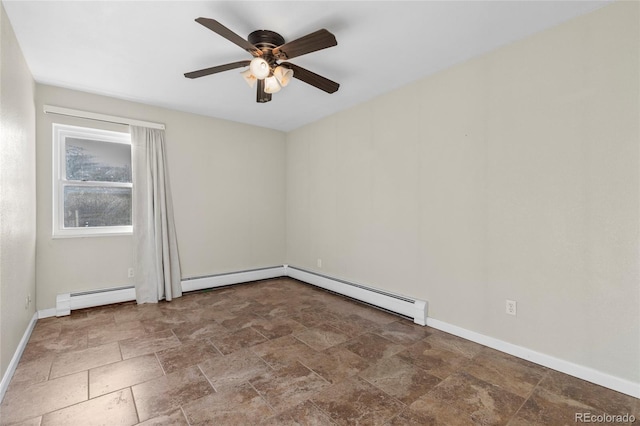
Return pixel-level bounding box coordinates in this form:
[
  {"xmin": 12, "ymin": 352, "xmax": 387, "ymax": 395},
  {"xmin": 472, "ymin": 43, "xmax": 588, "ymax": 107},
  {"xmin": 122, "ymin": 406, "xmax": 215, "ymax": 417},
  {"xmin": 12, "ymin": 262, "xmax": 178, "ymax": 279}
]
[
  {"xmin": 128, "ymin": 267, "xmax": 135, "ymax": 278},
  {"xmin": 506, "ymin": 299, "xmax": 517, "ymax": 316},
  {"xmin": 317, "ymin": 258, "xmax": 322, "ymax": 268}
]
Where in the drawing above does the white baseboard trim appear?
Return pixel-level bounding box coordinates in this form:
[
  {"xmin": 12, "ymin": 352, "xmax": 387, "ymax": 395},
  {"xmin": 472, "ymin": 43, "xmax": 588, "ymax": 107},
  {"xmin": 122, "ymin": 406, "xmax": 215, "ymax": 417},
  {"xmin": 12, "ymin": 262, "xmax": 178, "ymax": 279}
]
[
  {"xmin": 285, "ymin": 265, "xmax": 428, "ymax": 326},
  {"xmin": 181, "ymin": 266, "xmax": 286, "ymax": 293},
  {"xmin": 0, "ymin": 312, "xmax": 37, "ymax": 403},
  {"xmin": 38, "ymin": 308, "xmax": 57, "ymax": 319},
  {"xmin": 426, "ymin": 317, "xmax": 640, "ymax": 399}
]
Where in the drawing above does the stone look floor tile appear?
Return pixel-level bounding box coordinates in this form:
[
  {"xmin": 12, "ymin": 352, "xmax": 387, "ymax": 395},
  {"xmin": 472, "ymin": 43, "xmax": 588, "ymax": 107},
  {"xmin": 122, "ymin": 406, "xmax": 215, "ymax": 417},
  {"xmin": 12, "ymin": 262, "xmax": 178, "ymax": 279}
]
[
  {"xmin": 86, "ymin": 320, "xmax": 146, "ymax": 347},
  {"xmin": 19, "ymin": 333, "xmax": 88, "ymax": 365},
  {"xmin": 263, "ymin": 400, "xmax": 337, "ymax": 425},
  {"xmin": 359, "ymin": 356, "xmax": 441, "ymax": 404},
  {"xmin": 155, "ymin": 339, "xmax": 221, "ymax": 373},
  {"xmin": 508, "ymin": 386, "xmax": 597, "ymax": 426},
  {"xmin": 537, "ymin": 370, "xmax": 640, "ymax": 418},
  {"xmin": 138, "ymin": 315, "xmax": 188, "ymax": 334},
  {"xmin": 339, "ymin": 302, "xmax": 399, "ymax": 325},
  {"xmin": 373, "ymin": 320, "xmax": 431, "ymax": 345},
  {"xmin": 7, "ymin": 354, "xmax": 55, "ymax": 391},
  {"xmin": 251, "ymin": 303, "xmax": 296, "ymax": 320},
  {"xmin": 182, "ymin": 382, "xmax": 274, "ymax": 425},
  {"xmin": 6, "ymin": 416, "xmax": 43, "ymax": 426},
  {"xmin": 60, "ymin": 313, "xmax": 115, "ymax": 334},
  {"xmin": 119, "ymin": 329, "xmax": 181, "ymax": 359},
  {"xmin": 49, "ymin": 341, "xmax": 121, "ymax": 379},
  {"xmin": 223, "ymin": 299, "xmax": 265, "ymax": 315},
  {"xmin": 28, "ymin": 321, "xmax": 62, "ymax": 343},
  {"xmin": 288, "ymin": 307, "xmax": 342, "ymax": 328},
  {"xmin": 396, "ymin": 340, "xmax": 470, "ymax": 380},
  {"xmin": 424, "ymin": 330, "xmax": 485, "ymax": 359},
  {"xmin": 409, "ymin": 372, "xmax": 524, "ymax": 425},
  {"xmin": 131, "ymin": 365, "xmax": 214, "ymax": 421},
  {"xmin": 170, "ymin": 319, "xmax": 230, "ymax": 342},
  {"xmin": 250, "ymin": 317, "xmax": 308, "ymax": 340},
  {"xmin": 113, "ymin": 304, "xmax": 164, "ymax": 324},
  {"xmin": 300, "ymin": 346, "xmax": 370, "ymax": 384},
  {"xmin": 293, "ymin": 323, "xmax": 350, "ymax": 351},
  {"xmin": 340, "ymin": 332, "xmax": 406, "ymax": 362},
  {"xmin": 250, "ymin": 361, "xmax": 330, "ymax": 412},
  {"xmin": 251, "ymin": 335, "xmax": 318, "ymax": 370},
  {"xmin": 218, "ymin": 313, "xmax": 264, "ymax": 331},
  {"xmin": 198, "ymin": 348, "xmax": 272, "ymax": 391},
  {"xmin": 312, "ymin": 376, "xmax": 404, "ymax": 425},
  {"xmin": 88, "ymin": 353, "xmax": 164, "ymax": 398},
  {"xmin": 326, "ymin": 313, "xmax": 380, "ymax": 337},
  {"xmin": 135, "ymin": 409, "xmax": 190, "ymax": 425},
  {"xmin": 462, "ymin": 347, "xmax": 547, "ymax": 398},
  {"xmin": 386, "ymin": 408, "xmax": 439, "ymax": 426},
  {"xmin": 211, "ymin": 326, "xmax": 268, "ymax": 354},
  {"xmin": 183, "ymin": 306, "xmax": 225, "ymax": 323},
  {"xmin": 0, "ymin": 372, "xmax": 88, "ymax": 425},
  {"xmin": 40, "ymin": 388, "xmax": 137, "ymax": 426}
]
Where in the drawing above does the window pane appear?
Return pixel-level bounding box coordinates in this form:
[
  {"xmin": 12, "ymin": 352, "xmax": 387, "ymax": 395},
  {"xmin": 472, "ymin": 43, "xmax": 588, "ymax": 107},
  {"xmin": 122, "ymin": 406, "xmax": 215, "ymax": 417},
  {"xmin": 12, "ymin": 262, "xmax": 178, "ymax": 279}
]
[
  {"xmin": 63, "ymin": 186, "xmax": 132, "ymax": 228},
  {"xmin": 65, "ymin": 137, "xmax": 131, "ymax": 182}
]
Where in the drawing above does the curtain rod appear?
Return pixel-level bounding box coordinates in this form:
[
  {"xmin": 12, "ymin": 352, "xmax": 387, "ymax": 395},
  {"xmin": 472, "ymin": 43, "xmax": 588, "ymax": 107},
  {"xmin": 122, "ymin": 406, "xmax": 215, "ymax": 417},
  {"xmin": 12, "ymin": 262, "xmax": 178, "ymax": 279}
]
[{"xmin": 43, "ymin": 105, "xmax": 165, "ymax": 130}]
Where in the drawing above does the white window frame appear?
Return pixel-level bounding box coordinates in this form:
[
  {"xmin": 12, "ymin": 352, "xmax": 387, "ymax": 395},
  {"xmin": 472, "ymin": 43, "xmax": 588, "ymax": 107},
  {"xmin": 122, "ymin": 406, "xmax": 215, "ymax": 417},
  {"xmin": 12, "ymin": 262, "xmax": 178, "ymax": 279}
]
[{"xmin": 52, "ymin": 123, "xmax": 133, "ymax": 238}]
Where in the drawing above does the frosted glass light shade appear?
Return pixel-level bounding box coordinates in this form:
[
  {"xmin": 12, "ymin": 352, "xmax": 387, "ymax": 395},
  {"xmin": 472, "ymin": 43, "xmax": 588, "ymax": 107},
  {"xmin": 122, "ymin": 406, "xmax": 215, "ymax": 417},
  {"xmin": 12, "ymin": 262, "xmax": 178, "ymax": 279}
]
[
  {"xmin": 274, "ymin": 66, "xmax": 293, "ymax": 87},
  {"xmin": 249, "ymin": 57, "xmax": 270, "ymax": 80},
  {"xmin": 264, "ymin": 76, "xmax": 281, "ymax": 94},
  {"xmin": 241, "ymin": 69, "xmax": 257, "ymax": 88}
]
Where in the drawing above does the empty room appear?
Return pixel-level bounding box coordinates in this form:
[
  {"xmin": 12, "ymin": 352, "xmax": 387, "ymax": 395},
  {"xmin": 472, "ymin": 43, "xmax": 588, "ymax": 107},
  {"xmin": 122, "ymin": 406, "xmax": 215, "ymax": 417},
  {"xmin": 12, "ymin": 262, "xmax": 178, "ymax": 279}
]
[{"xmin": 0, "ymin": 0, "xmax": 638, "ymax": 424}]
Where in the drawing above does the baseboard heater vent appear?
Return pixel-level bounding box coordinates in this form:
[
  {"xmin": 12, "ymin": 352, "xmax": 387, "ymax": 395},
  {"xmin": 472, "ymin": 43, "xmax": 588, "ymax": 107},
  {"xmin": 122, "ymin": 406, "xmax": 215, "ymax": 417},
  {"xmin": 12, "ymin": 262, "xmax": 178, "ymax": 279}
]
[
  {"xmin": 54, "ymin": 266, "xmax": 286, "ymax": 317},
  {"xmin": 182, "ymin": 266, "xmax": 285, "ymax": 293},
  {"xmin": 285, "ymin": 266, "xmax": 427, "ymax": 326},
  {"xmin": 56, "ymin": 286, "xmax": 136, "ymax": 317},
  {"xmin": 52, "ymin": 265, "xmax": 426, "ymax": 325}
]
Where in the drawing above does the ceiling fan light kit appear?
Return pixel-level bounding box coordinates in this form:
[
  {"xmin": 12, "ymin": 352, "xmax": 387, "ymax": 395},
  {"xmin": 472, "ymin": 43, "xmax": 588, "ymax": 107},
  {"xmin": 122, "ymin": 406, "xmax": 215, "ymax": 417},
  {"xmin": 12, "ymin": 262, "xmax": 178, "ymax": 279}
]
[
  {"xmin": 184, "ymin": 18, "xmax": 340, "ymax": 103},
  {"xmin": 264, "ymin": 76, "xmax": 281, "ymax": 94},
  {"xmin": 249, "ymin": 57, "xmax": 270, "ymax": 80},
  {"xmin": 274, "ymin": 66, "xmax": 293, "ymax": 87},
  {"xmin": 240, "ymin": 68, "xmax": 257, "ymax": 88}
]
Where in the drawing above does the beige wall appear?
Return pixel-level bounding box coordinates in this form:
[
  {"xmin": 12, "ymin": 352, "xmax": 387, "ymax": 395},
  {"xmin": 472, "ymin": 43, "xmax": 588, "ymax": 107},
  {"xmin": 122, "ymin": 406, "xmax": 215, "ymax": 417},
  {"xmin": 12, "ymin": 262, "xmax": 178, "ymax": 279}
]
[
  {"xmin": 286, "ymin": 1, "xmax": 639, "ymax": 383},
  {"xmin": 36, "ymin": 85, "xmax": 286, "ymax": 310},
  {"xmin": 0, "ymin": 3, "xmax": 37, "ymax": 377}
]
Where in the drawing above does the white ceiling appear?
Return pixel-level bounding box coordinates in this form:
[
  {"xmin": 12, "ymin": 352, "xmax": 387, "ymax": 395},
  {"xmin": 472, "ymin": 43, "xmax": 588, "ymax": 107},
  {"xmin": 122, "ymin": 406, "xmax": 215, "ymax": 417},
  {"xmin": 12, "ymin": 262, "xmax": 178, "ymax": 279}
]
[{"xmin": 3, "ymin": 1, "xmax": 609, "ymax": 132}]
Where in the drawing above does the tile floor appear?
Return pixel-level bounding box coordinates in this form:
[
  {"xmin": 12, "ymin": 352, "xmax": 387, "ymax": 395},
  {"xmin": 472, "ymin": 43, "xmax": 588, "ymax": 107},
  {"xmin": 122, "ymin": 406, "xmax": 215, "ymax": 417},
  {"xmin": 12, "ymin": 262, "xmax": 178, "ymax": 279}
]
[{"xmin": 1, "ymin": 278, "xmax": 638, "ymax": 425}]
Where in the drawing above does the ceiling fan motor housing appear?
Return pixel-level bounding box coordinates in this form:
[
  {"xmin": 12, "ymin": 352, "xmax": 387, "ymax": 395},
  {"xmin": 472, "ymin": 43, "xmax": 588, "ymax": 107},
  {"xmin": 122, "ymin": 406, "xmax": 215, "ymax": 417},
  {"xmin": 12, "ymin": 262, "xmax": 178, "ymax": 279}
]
[{"xmin": 248, "ymin": 30, "xmax": 284, "ymax": 64}]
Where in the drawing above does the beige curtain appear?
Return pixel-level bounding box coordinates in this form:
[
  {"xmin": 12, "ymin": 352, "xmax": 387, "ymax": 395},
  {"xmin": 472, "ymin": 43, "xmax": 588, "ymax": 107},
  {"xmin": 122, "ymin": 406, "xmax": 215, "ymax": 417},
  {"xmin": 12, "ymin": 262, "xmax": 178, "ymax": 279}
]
[{"xmin": 131, "ymin": 126, "xmax": 181, "ymax": 303}]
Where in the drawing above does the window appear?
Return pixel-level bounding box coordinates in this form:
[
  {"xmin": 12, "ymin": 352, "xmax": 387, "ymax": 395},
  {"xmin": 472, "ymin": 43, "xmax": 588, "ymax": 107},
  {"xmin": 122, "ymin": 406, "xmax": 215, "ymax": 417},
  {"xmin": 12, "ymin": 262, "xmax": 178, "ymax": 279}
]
[{"xmin": 53, "ymin": 124, "xmax": 132, "ymax": 237}]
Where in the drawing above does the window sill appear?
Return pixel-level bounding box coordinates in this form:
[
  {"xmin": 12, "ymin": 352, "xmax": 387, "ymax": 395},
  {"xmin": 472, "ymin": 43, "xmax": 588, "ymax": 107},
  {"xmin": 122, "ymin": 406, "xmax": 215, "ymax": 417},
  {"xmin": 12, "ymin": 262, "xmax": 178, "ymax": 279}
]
[{"xmin": 52, "ymin": 226, "xmax": 133, "ymax": 239}]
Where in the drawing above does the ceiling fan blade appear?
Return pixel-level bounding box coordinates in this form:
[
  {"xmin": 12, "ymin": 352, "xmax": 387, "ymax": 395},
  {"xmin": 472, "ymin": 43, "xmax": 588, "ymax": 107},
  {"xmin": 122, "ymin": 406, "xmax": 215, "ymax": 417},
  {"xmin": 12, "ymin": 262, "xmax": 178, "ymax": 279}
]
[
  {"xmin": 281, "ymin": 63, "xmax": 339, "ymax": 94},
  {"xmin": 272, "ymin": 29, "xmax": 337, "ymax": 60},
  {"xmin": 195, "ymin": 18, "xmax": 262, "ymax": 57},
  {"xmin": 184, "ymin": 60, "xmax": 251, "ymax": 79}
]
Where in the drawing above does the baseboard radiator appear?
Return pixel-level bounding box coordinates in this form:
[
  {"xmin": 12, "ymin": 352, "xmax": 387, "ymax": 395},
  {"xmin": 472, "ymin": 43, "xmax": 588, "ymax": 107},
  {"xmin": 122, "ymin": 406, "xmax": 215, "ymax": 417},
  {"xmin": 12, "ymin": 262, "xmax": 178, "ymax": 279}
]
[
  {"xmin": 51, "ymin": 265, "xmax": 427, "ymax": 325},
  {"xmin": 56, "ymin": 286, "xmax": 136, "ymax": 316},
  {"xmin": 54, "ymin": 266, "xmax": 286, "ymax": 317},
  {"xmin": 285, "ymin": 266, "xmax": 428, "ymax": 326},
  {"xmin": 182, "ymin": 266, "xmax": 286, "ymax": 293}
]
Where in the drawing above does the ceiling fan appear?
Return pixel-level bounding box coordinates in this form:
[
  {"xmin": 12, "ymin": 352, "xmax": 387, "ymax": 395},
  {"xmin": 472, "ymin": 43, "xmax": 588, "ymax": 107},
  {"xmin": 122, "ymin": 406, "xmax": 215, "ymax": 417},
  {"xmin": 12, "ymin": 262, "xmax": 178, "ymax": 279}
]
[{"xmin": 184, "ymin": 18, "xmax": 340, "ymax": 103}]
